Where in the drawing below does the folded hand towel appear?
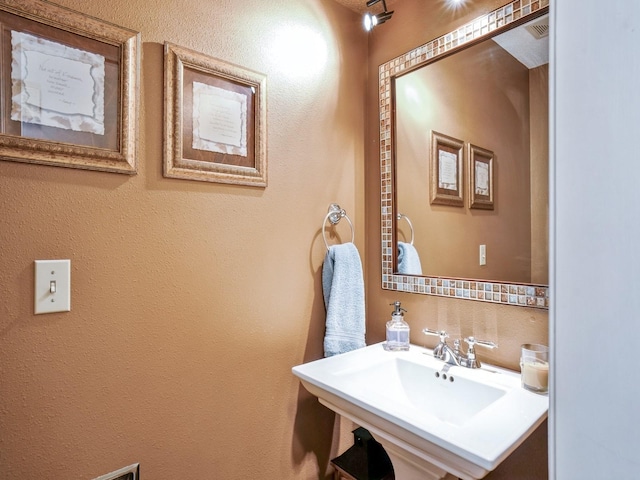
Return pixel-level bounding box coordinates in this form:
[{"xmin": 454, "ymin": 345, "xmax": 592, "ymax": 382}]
[
  {"xmin": 322, "ymin": 243, "xmax": 366, "ymax": 357},
  {"xmin": 397, "ymin": 241, "xmax": 423, "ymax": 275}
]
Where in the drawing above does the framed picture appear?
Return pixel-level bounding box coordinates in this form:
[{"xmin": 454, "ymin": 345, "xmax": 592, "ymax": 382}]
[
  {"xmin": 0, "ymin": 0, "xmax": 140, "ymax": 174},
  {"xmin": 430, "ymin": 131, "xmax": 464, "ymax": 206},
  {"xmin": 468, "ymin": 143, "xmax": 494, "ymax": 210},
  {"xmin": 164, "ymin": 42, "xmax": 267, "ymax": 187}
]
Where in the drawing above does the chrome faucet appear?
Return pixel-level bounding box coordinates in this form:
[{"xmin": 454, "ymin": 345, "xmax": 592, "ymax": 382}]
[{"xmin": 423, "ymin": 329, "xmax": 497, "ymax": 368}]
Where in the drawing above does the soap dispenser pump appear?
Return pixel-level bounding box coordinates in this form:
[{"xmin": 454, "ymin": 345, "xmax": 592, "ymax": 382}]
[{"xmin": 384, "ymin": 301, "xmax": 410, "ymax": 351}]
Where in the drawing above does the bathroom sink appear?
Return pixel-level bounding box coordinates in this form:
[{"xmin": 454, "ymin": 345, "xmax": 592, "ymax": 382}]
[{"xmin": 292, "ymin": 343, "xmax": 548, "ymax": 480}]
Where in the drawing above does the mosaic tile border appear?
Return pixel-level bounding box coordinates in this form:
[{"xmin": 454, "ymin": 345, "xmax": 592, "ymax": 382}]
[{"xmin": 379, "ymin": 0, "xmax": 549, "ymax": 309}]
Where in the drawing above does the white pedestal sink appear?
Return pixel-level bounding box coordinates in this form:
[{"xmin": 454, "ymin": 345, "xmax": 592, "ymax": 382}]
[{"xmin": 292, "ymin": 343, "xmax": 548, "ymax": 480}]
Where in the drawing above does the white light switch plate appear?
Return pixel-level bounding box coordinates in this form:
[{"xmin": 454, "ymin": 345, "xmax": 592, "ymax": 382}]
[
  {"xmin": 34, "ymin": 259, "xmax": 71, "ymax": 314},
  {"xmin": 479, "ymin": 244, "xmax": 487, "ymax": 266}
]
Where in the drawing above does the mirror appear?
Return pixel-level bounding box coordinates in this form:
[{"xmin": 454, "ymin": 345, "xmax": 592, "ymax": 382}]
[
  {"xmin": 395, "ymin": 14, "xmax": 549, "ymax": 284},
  {"xmin": 379, "ymin": 2, "xmax": 549, "ymax": 308}
]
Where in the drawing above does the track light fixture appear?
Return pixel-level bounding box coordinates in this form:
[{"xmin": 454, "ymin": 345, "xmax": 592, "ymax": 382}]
[{"xmin": 363, "ymin": 0, "xmax": 394, "ymax": 31}]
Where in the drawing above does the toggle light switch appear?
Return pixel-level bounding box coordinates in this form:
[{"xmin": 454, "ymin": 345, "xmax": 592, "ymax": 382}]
[
  {"xmin": 34, "ymin": 259, "xmax": 71, "ymax": 314},
  {"xmin": 479, "ymin": 245, "xmax": 487, "ymax": 266}
]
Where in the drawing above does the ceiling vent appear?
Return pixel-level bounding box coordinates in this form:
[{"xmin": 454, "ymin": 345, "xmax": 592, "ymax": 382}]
[{"xmin": 526, "ymin": 19, "xmax": 549, "ymax": 39}]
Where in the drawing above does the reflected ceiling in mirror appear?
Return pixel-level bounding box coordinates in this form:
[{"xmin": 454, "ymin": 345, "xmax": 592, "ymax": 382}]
[{"xmin": 379, "ymin": 0, "xmax": 549, "ymax": 308}]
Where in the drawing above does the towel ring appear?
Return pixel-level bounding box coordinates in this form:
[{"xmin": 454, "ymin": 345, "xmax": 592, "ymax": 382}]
[
  {"xmin": 322, "ymin": 203, "xmax": 355, "ymax": 250},
  {"xmin": 397, "ymin": 213, "xmax": 415, "ymax": 245}
]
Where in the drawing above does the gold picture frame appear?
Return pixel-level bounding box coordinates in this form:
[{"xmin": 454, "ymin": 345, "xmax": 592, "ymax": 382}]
[
  {"xmin": 163, "ymin": 42, "xmax": 267, "ymax": 187},
  {"xmin": 0, "ymin": 0, "xmax": 140, "ymax": 174},
  {"xmin": 468, "ymin": 143, "xmax": 495, "ymax": 210},
  {"xmin": 430, "ymin": 130, "xmax": 464, "ymax": 207}
]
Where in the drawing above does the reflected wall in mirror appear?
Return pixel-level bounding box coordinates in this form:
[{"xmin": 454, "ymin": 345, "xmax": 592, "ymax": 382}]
[
  {"xmin": 396, "ymin": 15, "xmax": 548, "ymax": 284},
  {"xmin": 379, "ymin": 0, "xmax": 549, "ymax": 308}
]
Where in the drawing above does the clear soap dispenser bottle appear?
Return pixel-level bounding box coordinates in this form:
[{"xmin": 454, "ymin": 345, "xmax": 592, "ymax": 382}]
[{"xmin": 384, "ymin": 301, "xmax": 410, "ymax": 351}]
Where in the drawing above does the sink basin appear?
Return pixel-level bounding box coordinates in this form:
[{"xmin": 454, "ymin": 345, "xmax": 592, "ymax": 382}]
[
  {"xmin": 341, "ymin": 356, "xmax": 506, "ymax": 427},
  {"xmin": 292, "ymin": 343, "xmax": 548, "ymax": 480}
]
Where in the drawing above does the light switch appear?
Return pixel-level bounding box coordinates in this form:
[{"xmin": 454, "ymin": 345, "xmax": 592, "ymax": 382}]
[
  {"xmin": 34, "ymin": 260, "xmax": 71, "ymax": 314},
  {"xmin": 479, "ymin": 245, "xmax": 487, "ymax": 266}
]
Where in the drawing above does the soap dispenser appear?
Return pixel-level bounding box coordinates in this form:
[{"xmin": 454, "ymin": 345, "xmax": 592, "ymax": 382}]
[{"xmin": 384, "ymin": 301, "xmax": 410, "ymax": 351}]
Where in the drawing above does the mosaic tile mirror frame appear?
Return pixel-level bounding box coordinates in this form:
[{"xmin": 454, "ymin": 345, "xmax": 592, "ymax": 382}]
[{"xmin": 379, "ymin": 0, "xmax": 550, "ymax": 309}]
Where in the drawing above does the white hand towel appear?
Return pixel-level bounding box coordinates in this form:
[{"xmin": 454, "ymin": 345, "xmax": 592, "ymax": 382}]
[
  {"xmin": 397, "ymin": 241, "xmax": 423, "ymax": 275},
  {"xmin": 322, "ymin": 243, "xmax": 366, "ymax": 357}
]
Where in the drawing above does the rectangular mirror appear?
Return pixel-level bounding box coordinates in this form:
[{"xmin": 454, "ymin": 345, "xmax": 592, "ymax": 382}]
[{"xmin": 379, "ymin": 0, "xmax": 549, "ymax": 308}]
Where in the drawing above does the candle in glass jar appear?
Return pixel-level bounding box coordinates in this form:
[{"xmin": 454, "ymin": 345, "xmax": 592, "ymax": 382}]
[
  {"xmin": 522, "ymin": 360, "xmax": 549, "ymax": 392},
  {"xmin": 520, "ymin": 343, "xmax": 549, "ymax": 393}
]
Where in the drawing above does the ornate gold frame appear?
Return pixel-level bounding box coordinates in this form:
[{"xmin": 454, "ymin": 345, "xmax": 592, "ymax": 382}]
[
  {"xmin": 163, "ymin": 42, "xmax": 267, "ymax": 187},
  {"xmin": 468, "ymin": 143, "xmax": 495, "ymax": 210},
  {"xmin": 430, "ymin": 131, "xmax": 464, "ymax": 207},
  {"xmin": 0, "ymin": 0, "xmax": 140, "ymax": 174}
]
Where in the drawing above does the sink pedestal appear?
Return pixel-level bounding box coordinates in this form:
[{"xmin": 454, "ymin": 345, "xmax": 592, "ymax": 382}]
[
  {"xmin": 321, "ymin": 397, "xmax": 480, "ymax": 480},
  {"xmin": 293, "ymin": 344, "xmax": 548, "ymax": 480},
  {"xmin": 374, "ymin": 436, "xmax": 459, "ymax": 480}
]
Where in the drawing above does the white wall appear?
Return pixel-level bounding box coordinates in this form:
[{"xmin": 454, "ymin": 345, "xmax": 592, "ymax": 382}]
[{"xmin": 551, "ymin": 0, "xmax": 640, "ymax": 477}]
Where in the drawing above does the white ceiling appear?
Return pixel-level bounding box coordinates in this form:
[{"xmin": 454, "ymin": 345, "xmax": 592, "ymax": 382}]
[{"xmin": 493, "ymin": 14, "xmax": 549, "ymax": 69}]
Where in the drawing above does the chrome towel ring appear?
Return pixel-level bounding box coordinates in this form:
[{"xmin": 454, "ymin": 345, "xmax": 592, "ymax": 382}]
[
  {"xmin": 322, "ymin": 203, "xmax": 354, "ymax": 250},
  {"xmin": 397, "ymin": 213, "xmax": 415, "ymax": 245}
]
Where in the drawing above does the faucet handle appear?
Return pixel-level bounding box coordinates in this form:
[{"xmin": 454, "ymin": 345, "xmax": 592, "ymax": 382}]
[
  {"xmin": 423, "ymin": 328, "xmax": 449, "ymax": 343},
  {"xmin": 424, "ymin": 329, "xmax": 453, "ymax": 363},
  {"xmin": 464, "ymin": 336, "xmax": 498, "ymax": 350},
  {"xmin": 463, "ymin": 336, "xmax": 497, "ymax": 369}
]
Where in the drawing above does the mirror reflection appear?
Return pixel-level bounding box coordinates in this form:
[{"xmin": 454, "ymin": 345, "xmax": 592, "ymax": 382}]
[{"xmin": 394, "ymin": 14, "xmax": 549, "ymax": 285}]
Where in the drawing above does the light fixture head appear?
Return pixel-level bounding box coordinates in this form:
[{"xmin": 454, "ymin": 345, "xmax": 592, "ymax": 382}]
[
  {"xmin": 363, "ymin": 12, "xmax": 378, "ymax": 31},
  {"xmin": 363, "ymin": 9, "xmax": 393, "ymax": 31},
  {"xmin": 363, "ymin": 0, "xmax": 393, "ymax": 31},
  {"xmin": 362, "ymin": 0, "xmax": 393, "ymax": 32},
  {"xmin": 376, "ymin": 10, "xmax": 394, "ymax": 24}
]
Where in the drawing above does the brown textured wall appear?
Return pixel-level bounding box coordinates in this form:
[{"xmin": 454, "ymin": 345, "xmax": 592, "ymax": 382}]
[
  {"xmin": 365, "ymin": 0, "xmax": 548, "ymax": 371},
  {"xmin": 1, "ymin": 0, "xmax": 550, "ymax": 477},
  {"xmin": 364, "ymin": 0, "xmax": 549, "ymax": 475},
  {"xmin": 530, "ymin": 63, "xmax": 549, "ymax": 285},
  {"xmin": 0, "ymin": 0, "xmax": 365, "ymax": 478},
  {"xmin": 396, "ymin": 39, "xmax": 533, "ymax": 283}
]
